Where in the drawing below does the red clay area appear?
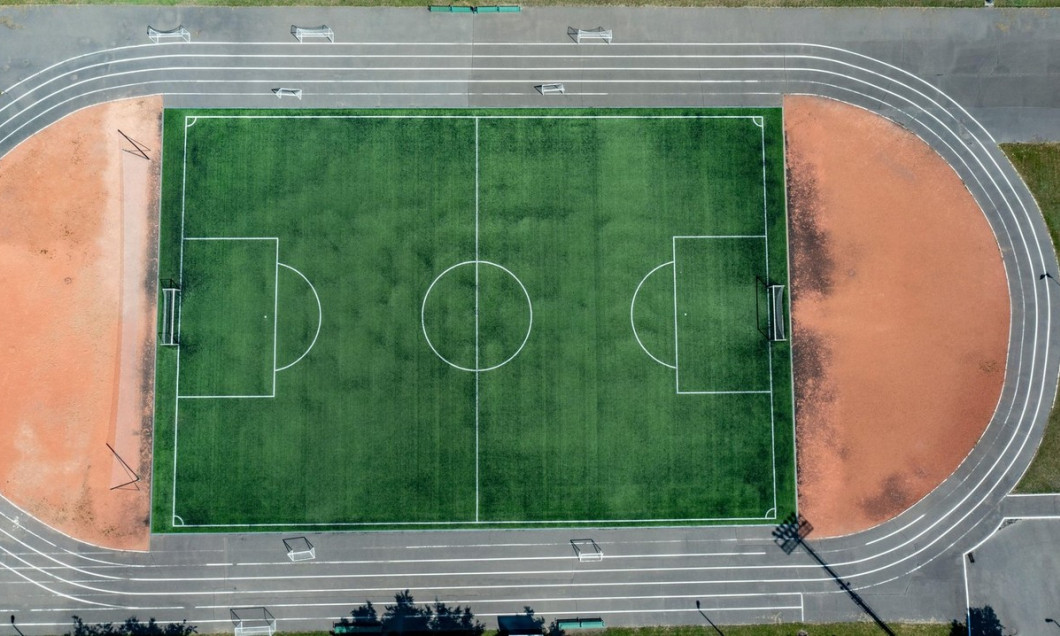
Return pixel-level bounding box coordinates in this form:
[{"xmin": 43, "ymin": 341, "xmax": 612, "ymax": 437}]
[
  {"xmin": 785, "ymin": 96, "xmax": 1010, "ymax": 537},
  {"xmin": 0, "ymin": 97, "xmax": 162, "ymax": 550}
]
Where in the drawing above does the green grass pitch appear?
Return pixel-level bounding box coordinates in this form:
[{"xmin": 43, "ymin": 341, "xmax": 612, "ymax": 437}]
[{"xmin": 151, "ymin": 109, "xmax": 795, "ymax": 531}]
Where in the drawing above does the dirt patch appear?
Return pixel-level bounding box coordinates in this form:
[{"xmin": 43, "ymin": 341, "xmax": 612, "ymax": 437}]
[
  {"xmin": 0, "ymin": 97, "xmax": 162, "ymax": 550},
  {"xmin": 785, "ymin": 96, "xmax": 1010, "ymax": 537}
]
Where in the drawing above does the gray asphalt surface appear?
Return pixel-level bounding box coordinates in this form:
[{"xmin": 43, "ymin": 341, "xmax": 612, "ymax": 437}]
[{"xmin": 1, "ymin": 6, "xmax": 1059, "ymax": 633}]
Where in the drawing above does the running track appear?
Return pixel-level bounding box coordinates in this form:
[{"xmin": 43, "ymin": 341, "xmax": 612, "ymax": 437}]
[{"xmin": 0, "ymin": 7, "xmax": 1058, "ymax": 632}]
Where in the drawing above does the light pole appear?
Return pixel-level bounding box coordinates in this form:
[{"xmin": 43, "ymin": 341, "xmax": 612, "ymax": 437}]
[
  {"xmin": 695, "ymin": 600, "xmax": 725, "ymax": 636},
  {"xmin": 10, "ymin": 616, "xmax": 25, "ymax": 636},
  {"xmin": 1046, "ymin": 617, "xmax": 1060, "ymax": 631}
]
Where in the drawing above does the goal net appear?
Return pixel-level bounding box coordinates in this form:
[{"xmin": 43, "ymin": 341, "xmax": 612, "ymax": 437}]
[
  {"xmin": 283, "ymin": 536, "xmax": 316, "ymax": 561},
  {"xmin": 570, "ymin": 538, "xmax": 603, "ymax": 562},
  {"xmin": 290, "ymin": 25, "xmax": 335, "ymax": 42},
  {"xmin": 160, "ymin": 280, "xmax": 180, "ymax": 346},
  {"xmin": 569, "ymin": 27, "xmax": 612, "ymax": 43},
  {"xmin": 147, "ymin": 25, "xmax": 191, "ymax": 43},
  {"xmin": 769, "ymin": 284, "xmax": 787, "ymax": 342},
  {"xmin": 231, "ymin": 608, "xmax": 276, "ymax": 636}
]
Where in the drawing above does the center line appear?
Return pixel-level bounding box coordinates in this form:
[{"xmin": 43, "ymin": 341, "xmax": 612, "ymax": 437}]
[{"xmin": 474, "ymin": 117, "xmax": 481, "ymax": 523}]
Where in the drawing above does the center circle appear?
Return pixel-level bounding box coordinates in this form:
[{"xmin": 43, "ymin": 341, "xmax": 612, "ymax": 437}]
[{"xmin": 421, "ymin": 260, "xmax": 533, "ymax": 373}]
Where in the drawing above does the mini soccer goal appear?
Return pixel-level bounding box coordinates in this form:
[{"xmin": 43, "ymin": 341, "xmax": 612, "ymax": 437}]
[
  {"xmin": 272, "ymin": 87, "xmax": 303, "ymax": 100},
  {"xmin": 290, "ymin": 24, "xmax": 335, "ymax": 42},
  {"xmin": 536, "ymin": 83, "xmax": 566, "ymax": 95},
  {"xmin": 568, "ymin": 26, "xmax": 612, "ymax": 43},
  {"xmin": 283, "ymin": 536, "xmax": 316, "ymax": 561},
  {"xmin": 571, "ymin": 538, "xmax": 603, "ymax": 562},
  {"xmin": 231, "ymin": 608, "xmax": 276, "ymax": 636},
  {"xmin": 159, "ymin": 280, "xmax": 180, "ymax": 346},
  {"xmin": 147, "ymin": 25, "xmax": 191, "ymax": 43}
]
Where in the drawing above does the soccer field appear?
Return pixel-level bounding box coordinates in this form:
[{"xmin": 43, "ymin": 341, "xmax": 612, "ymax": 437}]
[{"xmin": 151, "ymin": 109, "xmax": 795, "ymax": 531}]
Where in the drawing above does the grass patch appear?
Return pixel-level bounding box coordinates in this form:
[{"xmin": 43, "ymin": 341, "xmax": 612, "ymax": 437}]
[
  {"xmin": 1004, "ymin": 143, "xmax": 1060, "ymax": 494},
  {"xmin": 153, "ymin": 109, "xmax": 794, "ymax": 531}
]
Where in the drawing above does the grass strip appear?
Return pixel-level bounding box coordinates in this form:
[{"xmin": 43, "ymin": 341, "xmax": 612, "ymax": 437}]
[{"xmin": 1004, "ymin": 143, "xmax": 1060, "ymax": 494}]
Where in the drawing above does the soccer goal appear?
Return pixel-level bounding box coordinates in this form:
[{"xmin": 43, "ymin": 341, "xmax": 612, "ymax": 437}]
[
  {"xmin": 536, "ymin": 83, "xmax": 566, "ymax": 95},
  {"xmin": 147, "ymin": 25, "xmax": 191, "ymax": 43},
  {"xmin": 231, "ymin": 608, "xmax": 276, "ymax": 636},
  {"xmin": 756, "ymin": 277, "xmax": 787, "ymax": 342},
  {"xmin": 272, "ymin": 88, "xmax": 303, "ymax": 100},
  {"xmin": 569, "ymin": 26, "xmax": 612, "ymax": 43},
  {"xmin": 283, "ymin": 536, "xmax": 316, "ymax": 561},
  {"xmin": 769, "ymin": 284, "xmax": 787, "ymax": 342},
  {"xmin": 571, "ymin": 538, "xmax": 604, "ymax": 562},
  {"xmin": 290, "ymin": 25, "xmax": 335, "ymax": 42},
  {"xmin": 160, "ymin": 280, "xmax": 180, "ymax": 347}
]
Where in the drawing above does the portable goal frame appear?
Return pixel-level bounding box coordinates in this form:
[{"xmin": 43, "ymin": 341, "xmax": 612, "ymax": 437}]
[
  {"xmin": 160, "ymin": 280, "xmax": 180, "ymax": 346},
  {"xmin": 147, "ymin": 25, "xmax": 191, "ymax": 43},
  {"xmin": 536, "ymin": 83, "xmax": 566, "ymax": 95},
  {"xmin": 231, "ymin": 608, "xmax": 276, "ymax": 636},
  {"xmin": 571, "ymin": 27, "xmax": 612, "ymax": 43},
  {"xmin": 283, "ymin": 536, "xmax": 316, "ymax": 561},
  {"xmin": 272, "ymin": 88, "xmax": 303, "ymax": 100},
  {"xmin": 291, "ymin": 25, "xmax": 335, "ymax": 43},
  {"xmin": 571, "ymin": 538, "xmax": 603, "ymax": 561}
]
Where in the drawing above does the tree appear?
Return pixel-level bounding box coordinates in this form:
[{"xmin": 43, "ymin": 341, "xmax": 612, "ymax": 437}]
[
  {"xmin": 376, "ymin": 591, "xmax": 484, "ymax": 636},
  {"xmin": 429, "ymin": 601, "xmax": 484, "ymax": 636},
  {"xmin": 336, "ymin": 601, "xmax": 381, "ymax": 631},
  {"xmin": 66, "ymin": 617, "xmax": 196, "ymax": 636},
  {"xmin": 949, "ymin": 605, "xmax": 1008, "ymax": 636},
  {"xmin": 382, "ymin": 590, "xmax": 431, "ymax": 636}
]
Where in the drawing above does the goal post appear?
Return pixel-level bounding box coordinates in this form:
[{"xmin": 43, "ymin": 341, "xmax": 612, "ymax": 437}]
[
  {"xmin": 290, "ymin": 25, "xmax": 335, "ymax": 42},
  {"xmin": 769, "ymin": 284, "xmax": 787, "ymax": 342},
  {"xmin": 147, "ymin": 25, "xmax": 191, "ymax": 43},
  {"xmin": 757, "ymin": 277, "xmax": 786, "ymax": 342},
  {"xmin": 568, "ymin": 26, "xmax": 612, "ymax": 43},
  {"xmin": 231, "ymin": 608, "xmax": 276, "ymax": 636},
  {"xmin": 160, "ymin": 280, "xmax": 180, "ymax": 347},
  {"xmin": 282, "ymin": 536, "xmax": 316, "ymax": 561},
  {"xmin": 570, "ymin": 538, "xmax": 603, "ymax": 562}
]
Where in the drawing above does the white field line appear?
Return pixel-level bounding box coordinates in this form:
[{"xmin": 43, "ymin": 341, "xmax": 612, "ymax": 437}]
[
  {"xmin": 272, "ymin": 240, "xmax": 279, "ymax": 395},
  {"xmin": 760, "ymin": 120, "xmax": 779, "ymax": 517},
  {"xmin": 170, "ymin": 513, "xmax": 779, "ymax": 528},
  {"xmin": 184, "ymin": 236, "xmax": 279, "ymax": 240},
  {"xmin": 51, "ymin": 89, "xmax": 1043, "ymax": 576},
  {"xmin": 630, "ymin": 261, "xmax": 677, "ymax": 369},
  {"xmin": 474, "ymin": 117, "xmax": 480, "ymax": 523},
  {"xmin": 781, "ymin": 103, "xmax": 800, "ymax": 519},
  {"xmin": 171, "ymin": 115, "xmax": 191, "ymax": 526},
  {"xmin": 671, "ymin": 237, "xmax": 681, "ymax": 391},
  {"xmin": 275, "ymin": 262, "xmax": 323, "ymax": 372},
  {"xmin": 677, "ymin": 390, "xmax": 771, "ymax": 395},
  {"xmin": 864, "ymin": 514, "xmax": 927, "ymax": 546}
]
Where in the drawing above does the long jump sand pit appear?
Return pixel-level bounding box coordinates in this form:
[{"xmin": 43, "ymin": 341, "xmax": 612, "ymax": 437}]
[
  {"xmin": 0, "ymin": 97, "xmax": 162, "ymax": 550},
  {"xmin": 785, "ymin": 96, "xmax": 1010, "ymax": 537}
]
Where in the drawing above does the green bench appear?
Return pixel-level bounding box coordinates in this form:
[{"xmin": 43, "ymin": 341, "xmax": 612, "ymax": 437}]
[
  {"xmin": 475, "ymin": 5, "xmax": 521, "ymax": 11},
  {"xmin": 555, "ymin": 618, "xmax": 605, "ymax": 630},
  {"xmin": 428, "ymin": 4, "xmax": 474, "ymax": 11}
]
